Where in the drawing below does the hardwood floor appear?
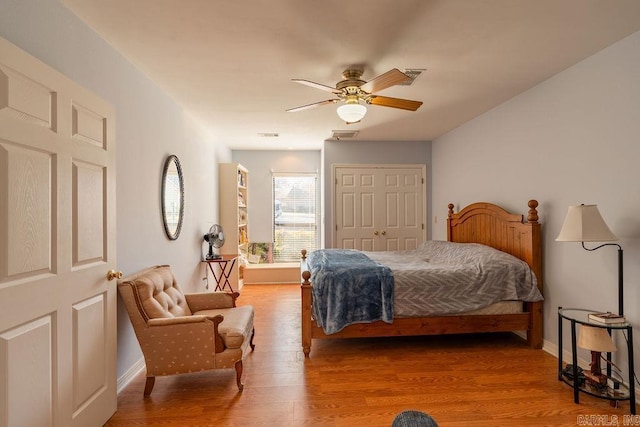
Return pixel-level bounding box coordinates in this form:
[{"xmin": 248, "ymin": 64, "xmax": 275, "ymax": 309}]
[{"xmin": 106, "ymin": 284, "xmax": 637, "ymax": 426}]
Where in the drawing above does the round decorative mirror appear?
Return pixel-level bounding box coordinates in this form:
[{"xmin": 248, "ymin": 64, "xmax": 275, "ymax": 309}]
[{"xmin": 161, "ymin": 155, "xmax": 184, "ymax": 240}]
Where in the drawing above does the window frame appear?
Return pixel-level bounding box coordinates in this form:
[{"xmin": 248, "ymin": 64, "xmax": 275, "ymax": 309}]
[{"xmin": 272, "ymin": 172, "xmax": 319, "ymax": 262}]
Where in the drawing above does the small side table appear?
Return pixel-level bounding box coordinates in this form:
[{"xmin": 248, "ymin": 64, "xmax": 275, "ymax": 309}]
[
  {"xmin": 558, "ymin": 307, "xmax": 635, "ymax": 414},
  {"xmin": 203, "ymin": 254, "xmax": 238, "ymax": 292}
]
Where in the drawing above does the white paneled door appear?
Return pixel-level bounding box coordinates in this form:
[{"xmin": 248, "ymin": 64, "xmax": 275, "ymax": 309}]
[
  {"xmin": 0, "ymin": 37, "xmax": 117, "ymax": 426},
  {"xmin": 334, "ymin": 165, "xmax": 426, "ymax": 251}
]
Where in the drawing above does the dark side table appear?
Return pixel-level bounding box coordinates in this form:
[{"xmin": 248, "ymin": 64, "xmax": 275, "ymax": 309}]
[
  {"xmin": 203, "ymin": 254, "xmax": 238, "ymax": 292},
  {"xmin": 558, "ymin": 307, "xmax": 635, "ymax": 414}
]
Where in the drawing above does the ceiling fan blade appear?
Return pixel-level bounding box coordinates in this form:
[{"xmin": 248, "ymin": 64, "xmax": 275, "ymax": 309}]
[
  {"xmin": 368, "ymin": 96, "xmax": 423, "ymax": 111},
  {"xmin": 292, "ymin": 79, "xmax": 342, "ymax": 94},
  {"xmin": 360, "ymin": 68, "xmax": 410, "ymax": 94},
  {"xmin": 286, "ymin": 99, "xmax": 339, "ymax": 112}
]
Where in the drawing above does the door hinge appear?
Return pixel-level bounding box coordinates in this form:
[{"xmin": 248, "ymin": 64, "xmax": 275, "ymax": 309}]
[
  {"xmin": 421, "ymin": 178, "xmax": 424, "ymax": 184},
  {"xmin": 422, "ymin": 224, "xmax": 425, "ymax": 230}
]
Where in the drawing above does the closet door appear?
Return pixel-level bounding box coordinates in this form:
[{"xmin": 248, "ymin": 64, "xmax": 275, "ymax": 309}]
[{"xmin": 334, "ymin": 165, "xmax": 426, "ymax": 251}]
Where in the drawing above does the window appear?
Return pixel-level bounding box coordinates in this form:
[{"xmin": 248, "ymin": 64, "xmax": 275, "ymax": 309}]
[{"xmin": 272, "ymin": 173, "xmax": 318, "ymax": 262}]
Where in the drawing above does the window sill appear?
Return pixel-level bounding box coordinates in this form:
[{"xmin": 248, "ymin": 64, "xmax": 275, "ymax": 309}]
[{"xmin": 242, "ymin": 262, "xmax": 300, "ymax": 284}]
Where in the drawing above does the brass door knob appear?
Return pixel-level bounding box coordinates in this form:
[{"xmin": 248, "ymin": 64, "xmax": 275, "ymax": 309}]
[
  {"xmin": 107, "ymin": 269, "xmax": 123, "ymax": 281},
  {"xmin": 381, "ymin": 231, "xmax": 386, "ymax": 236},
  {"xmin": 374, "ymin": 230, "xmax": 379, "ymax": 236}
]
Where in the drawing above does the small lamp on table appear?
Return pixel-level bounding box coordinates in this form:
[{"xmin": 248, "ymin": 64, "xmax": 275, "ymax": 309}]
[{"xmin": 578, "ymin": 325, "xmax": 617, "ymax": 386}]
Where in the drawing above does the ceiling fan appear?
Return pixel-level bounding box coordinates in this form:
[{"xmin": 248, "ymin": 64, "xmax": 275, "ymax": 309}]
[{"xmin": 286, "ymin": 67, "xmax": 423, "ymax": 124}]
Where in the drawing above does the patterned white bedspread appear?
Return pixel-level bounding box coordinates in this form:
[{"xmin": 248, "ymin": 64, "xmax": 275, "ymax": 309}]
[{"xmin": 365, "ymin": 240, "xmax": 543, "ymax": 317}]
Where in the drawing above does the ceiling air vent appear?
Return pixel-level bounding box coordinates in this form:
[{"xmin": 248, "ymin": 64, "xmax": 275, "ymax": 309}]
[
  {"xmin": 399, "ymin": 69, "xmax": 426, "ymax": 86},
  {"xmin": 331, "ymin": 130, "xmax": 359, "ymax": 140},
  {"xmin": 258, "ymin": 132, "xmax": 279, "ymax": 138}
]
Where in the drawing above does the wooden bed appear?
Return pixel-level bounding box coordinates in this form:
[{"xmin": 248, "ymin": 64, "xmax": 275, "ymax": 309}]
[{"xmin": 300, "ymin": 200, "xmax": 543, "ymax": 357}]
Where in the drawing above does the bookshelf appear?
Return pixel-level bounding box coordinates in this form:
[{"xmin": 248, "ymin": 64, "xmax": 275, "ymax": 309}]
[{"xmin": 218, "ymin": 163, "xmax": 249, "ymax": 289}]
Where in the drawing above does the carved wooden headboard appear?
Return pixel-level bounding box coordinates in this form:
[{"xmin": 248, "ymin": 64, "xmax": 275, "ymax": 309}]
[{"xmin": 447, "ymin": 200, "xmax": 542, "ymax": 292}]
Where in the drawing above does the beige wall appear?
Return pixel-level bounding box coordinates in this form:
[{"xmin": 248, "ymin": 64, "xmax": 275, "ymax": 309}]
[{"xmin": 432, "ymin": 31, "xmax": 640, "ymax": 377}]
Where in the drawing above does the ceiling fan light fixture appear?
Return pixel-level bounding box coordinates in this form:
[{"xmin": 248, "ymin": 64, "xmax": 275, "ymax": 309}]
[{"xmin": 337, "ymin": 103, "xmax": 367, "ymax": 123}]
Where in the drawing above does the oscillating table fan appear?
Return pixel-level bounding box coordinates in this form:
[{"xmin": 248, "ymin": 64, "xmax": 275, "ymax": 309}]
[{"xmin": 204, "ymin": 224, "xmax": 225, "ymax": 260}]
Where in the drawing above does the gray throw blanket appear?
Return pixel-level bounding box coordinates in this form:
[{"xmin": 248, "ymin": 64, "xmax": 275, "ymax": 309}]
[{"xmin": 308, "ymin": 249, "xmax": 394, "ymax": 334}]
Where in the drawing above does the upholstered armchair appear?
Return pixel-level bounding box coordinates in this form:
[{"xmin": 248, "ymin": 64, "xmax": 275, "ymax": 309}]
[{"xmin": 117, "ymin": 265, "xmax": 255, "ymax": 396}]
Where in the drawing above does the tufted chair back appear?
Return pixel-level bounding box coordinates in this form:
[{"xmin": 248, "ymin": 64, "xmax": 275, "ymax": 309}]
[{"xmin": 125, "ymin": 264, "xmax": 191, "ymax": 320}]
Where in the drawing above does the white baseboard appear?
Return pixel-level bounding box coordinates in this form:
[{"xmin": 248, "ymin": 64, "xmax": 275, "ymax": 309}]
[{"xmin": 117, "ymin": 357, "xmax": 145, "ymax": 395}]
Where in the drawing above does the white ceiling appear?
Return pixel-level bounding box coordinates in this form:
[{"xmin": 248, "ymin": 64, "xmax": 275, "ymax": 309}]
[{"xmin": 61, "ymin": 0, "xmax": 640, "ymax": 150}]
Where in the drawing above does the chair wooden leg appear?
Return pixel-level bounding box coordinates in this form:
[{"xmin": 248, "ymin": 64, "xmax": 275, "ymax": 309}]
[
  {"xmin": 143, "ymin": 376, "xmax": 155, "ymax": 396},
  {"xmin": 235, "ymin": 360, "xmax": 244, "ymax": 391},
  {"xmin": 249, "ymin": 327, "xmax": 256, "ymax": 351}
]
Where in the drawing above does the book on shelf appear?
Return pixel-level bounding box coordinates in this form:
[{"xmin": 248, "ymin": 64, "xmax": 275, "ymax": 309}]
[{"xmin": 588, "ymin": 312, "xmax": 626, "ymax": 324}]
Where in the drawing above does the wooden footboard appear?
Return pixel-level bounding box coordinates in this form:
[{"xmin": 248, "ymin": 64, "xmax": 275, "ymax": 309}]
[{"xmin": 300, "ymin": 200, "xmax": 543, "ymax": 357}]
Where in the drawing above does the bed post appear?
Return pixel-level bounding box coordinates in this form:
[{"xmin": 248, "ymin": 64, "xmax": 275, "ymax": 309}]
[
  {"xmin": 525, "ymin": 200, "xmax": 543, "ymax": 349},
  {"xmin": 528, "ymin": 301, "xmax": 544, "ymax": 349},
  {"xmin": 446, "ymin": 203, "xmax": 455, "ymax": 241},
  {"xmin": 301, "ymin": 250, "xmax": 312, "ymax": 357},
  {"xmin": 527, "ymin": 200, "xmax": 543, "ymax": 349}
]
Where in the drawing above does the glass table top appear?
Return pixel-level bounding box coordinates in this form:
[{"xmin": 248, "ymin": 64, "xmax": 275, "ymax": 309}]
[{"xmin": 558, "ymin": 308, "xmax": 630, "ymax": 328}]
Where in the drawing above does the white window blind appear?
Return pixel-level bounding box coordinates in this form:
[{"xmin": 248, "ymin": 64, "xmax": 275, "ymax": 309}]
[{"xmin": 272, "ymin": 173, "xmax": 318, "ymax": 262}]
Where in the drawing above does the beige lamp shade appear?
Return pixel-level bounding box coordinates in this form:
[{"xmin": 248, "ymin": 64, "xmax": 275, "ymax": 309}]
[
  {"xmin": 577, "ymin": 325, "xmax": 617, "ymax": 352},
  {"xmin": 556, "ymin": 204, "xmax": 618, "ymax": 242}
]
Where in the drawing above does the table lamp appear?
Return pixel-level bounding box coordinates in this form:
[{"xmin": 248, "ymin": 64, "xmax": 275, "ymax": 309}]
[
  {"xmin": 578, "ymin": 325, "xmax": 617, "ymax": 385},
  {"xmin": 556, "ymin": 204, "xmax": 624, "ymax": 315}
]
